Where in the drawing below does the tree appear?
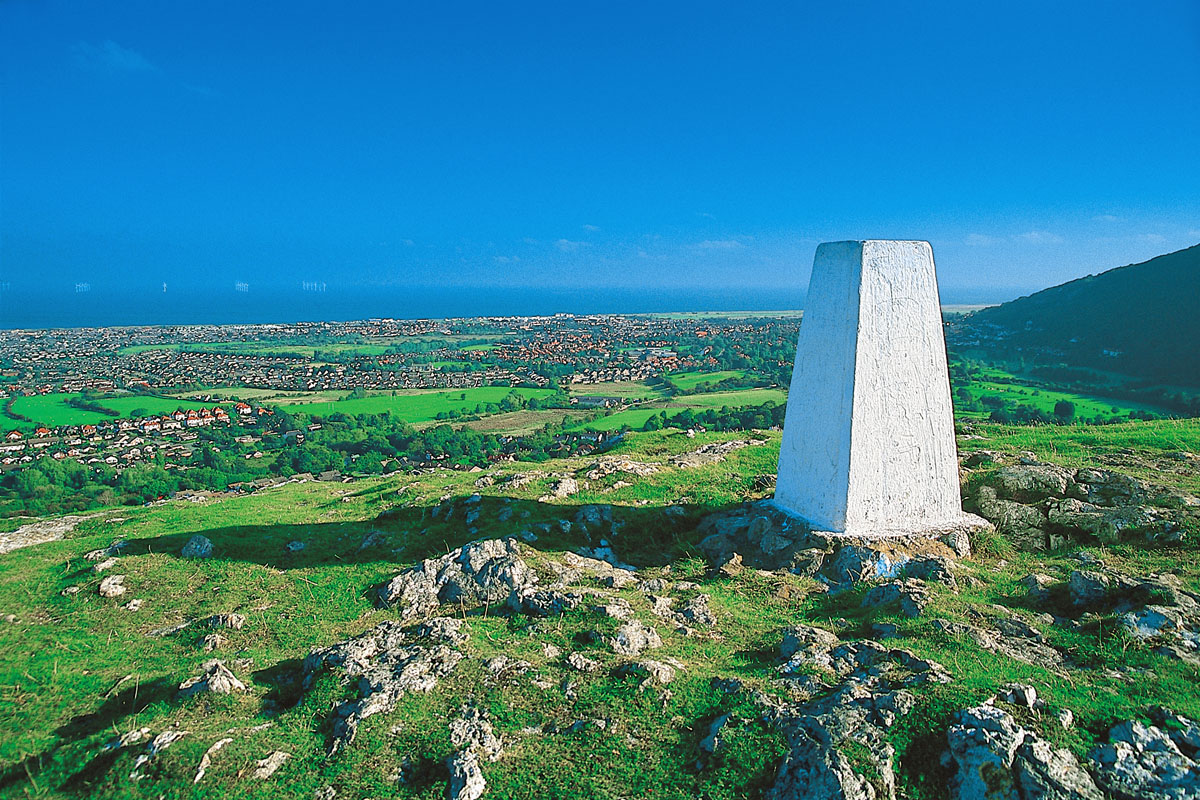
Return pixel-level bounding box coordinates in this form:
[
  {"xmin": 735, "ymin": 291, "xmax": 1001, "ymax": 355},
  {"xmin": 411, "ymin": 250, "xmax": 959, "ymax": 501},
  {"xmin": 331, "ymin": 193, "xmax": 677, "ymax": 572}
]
[{"xmin": 1053, "ymin": 400, "xmax": 1076, "ymax": 421}]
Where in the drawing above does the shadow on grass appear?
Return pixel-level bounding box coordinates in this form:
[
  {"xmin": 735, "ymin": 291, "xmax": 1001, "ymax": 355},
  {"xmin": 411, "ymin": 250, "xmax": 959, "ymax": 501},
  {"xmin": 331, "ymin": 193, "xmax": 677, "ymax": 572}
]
[
  {"xmin": 115, "ymin": 495, "xmax": 733, "ymax": 573},
  {"xmin": 0, "ymin": 677, "xmax": 180, "ymax": 795}
]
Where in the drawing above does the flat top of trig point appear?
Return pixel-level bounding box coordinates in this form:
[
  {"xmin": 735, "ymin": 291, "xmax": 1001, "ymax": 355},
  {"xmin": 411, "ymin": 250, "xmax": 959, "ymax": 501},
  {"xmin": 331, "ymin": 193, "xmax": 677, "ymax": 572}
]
[{"xmin": 819, "ymin": 239, "xmax": 933, "ymax": 247}]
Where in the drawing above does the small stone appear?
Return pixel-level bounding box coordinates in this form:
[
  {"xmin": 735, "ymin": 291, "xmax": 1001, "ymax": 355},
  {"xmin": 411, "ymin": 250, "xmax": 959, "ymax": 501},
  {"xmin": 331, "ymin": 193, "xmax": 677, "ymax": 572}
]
[
  {"xmin": 178, "ymin": 659, "xmax": 247, "ymax": 697},
  {"xmin": 93, "ymin": 557, "xmax": 119, "ymax": 573},
  {"xmin": 285, "ymin": 540, "xmax": 306, "ymax": 553},
  {"xmin": 998, "ymin": 684, "xmax": 1038, "ymax": 708},
  {"xmin": 201, "ymin": 633, "xmax": 226, "ymax": 652},
  {"xmin": 181, "ymin": 535, "xmax": 214, "ymax": 559},
  {"xmin": 123, "ymin": 599, "xmax": 144, "ymax": 612},
  {"xmin": 542, "ymin": 643, "xmax": 562, "ymax": 659},
  {"xmin": 608, "ymin": 620, "xmax": 663, "ymax": 656},
  {"xmin": 98, "ymin": 575, "xmax": 127, "ymax": 598},
  {"xmin": 617, "ymin": 659, "xmax": 676, "ymax": 685},
  {"xmin": 566, "ymin": 652, "xmax": 600, "ymax": 672},
  {"xmin": 204, "ymin": 612, "xmax": 246, "ymax": 630},
  {"xmin": 251, "ymin": 751, "xmax": 290, "ymax": 779}
]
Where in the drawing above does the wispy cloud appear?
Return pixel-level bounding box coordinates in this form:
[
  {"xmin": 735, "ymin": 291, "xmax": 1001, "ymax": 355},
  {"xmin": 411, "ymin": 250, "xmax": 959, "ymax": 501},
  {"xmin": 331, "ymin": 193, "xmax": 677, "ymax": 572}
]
[
  {"xmin": 696, "ymin": 211, "xmax": 717, "ymax": 220},
  {"xmin": 1092, "ymin": 214, "xmax": 1122, "ymax": 224},
  {"xmin": 494, "ymin": 255, "xmax": 519, "ymax": 264},
  {"xmin": 73, "ymin": 40, "xmax": 157, "ymax": 73},
  {"xmin": 581, "ymin": 224, "xmax": 600, "ymax": 232},
  {"xmin": 1136, "ymin": 233, "xmax": 1166, "ymax": 245},
  {"xmin": 1017, "ymin": 230, "xmax": 1064, "ymax": 245},
  {"xmin": 696, "ymin": 239, "xmax": 743, "ymax": 251},
  {"xmin": 555, "ymin": 239, "xmax": 587, "ymax": 253},
  {"xmin": 964, "ymin": 233, "xmax": 1000, "ymax": 247},
  {"xmin": 1187, "ymin": 229, "xmax": 1200, "ymax": 239}
]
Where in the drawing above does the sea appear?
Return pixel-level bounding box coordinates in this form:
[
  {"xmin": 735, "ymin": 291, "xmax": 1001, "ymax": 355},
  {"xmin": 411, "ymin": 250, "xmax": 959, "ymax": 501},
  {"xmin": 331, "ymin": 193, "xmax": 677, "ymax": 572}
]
[{"xmin": 0, "ymin": 284, "xmax": 1001, "ymax": 330}]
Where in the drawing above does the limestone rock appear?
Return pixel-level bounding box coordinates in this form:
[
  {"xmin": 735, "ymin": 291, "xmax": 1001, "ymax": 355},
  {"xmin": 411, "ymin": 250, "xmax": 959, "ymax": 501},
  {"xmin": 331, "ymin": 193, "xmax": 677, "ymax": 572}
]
[
  {"xmin": 416, "ymin": 616, "xmax": 469, "ymax": 645},
  {"xmin": 178, "ymin": 659, "xmax": 247, "ymax": 697},
  {"xmin": 903, "ymin": 555, "xmax": 958, "ymax": 589},
  {"xmin": 302, "ymin": 620, "xmax": 464, "ymax": 753},
  {"xmin": 993, "ymin": 464, "xmax": 1074, "ymax": 502},
  {"xmin": 182, "ymin": 535, "xmax": 214, "ymax": 559},
  {"xmin": 608, "ymin": 620, "xmax": 662, "ymax": 656},
  {"xmin": 861, "ymin": 579, "xmax": 931, "ymax": 618},
  {"xmin": 449, "ymin": 706, "xmax": 503, "ymax": 762},
  {"xmin": 1121, "ymin": 606, "xmax": 1185, "ymax": 640},
  {"xmin": 1089, "ymin": 717, "xmax": 1200, "ymax": 800},
  {"xmin": 946, "ymin": 704, "xmax": 1102, "ymax": 800},
  {"xmin": 376, "ymin": 537, "xmax": 538, "ymax": 619},
  {"xmin": 973, "ymin": 486, "xmax": 1048, "ymax": 551},
  {"xmin": 678, "ymin": 594, "xmax": 717, "ymax": 627},
  {"xmin": 1069, "ymin": 570, "xmax": 1110, "ymax": 607},
  {"xmin": 98, "ymin": 575, "xmax": 127, "ymax": 598},
  {"xmin": 447, "ymin": 750, "xmax": 486, "ymax": 800},
  {"xmin": 617, "ymin": 659, "xmax": 676, "ymax": 685},
  {"xmin": 1018, "ymin": 573, "xmax": 1056, "ymax": 604},
  {"xmin": 204, "ymin": 612, "xmax": 247, "ymax": 630},
  {"xmin": 251, "ymin": 751, "xmax": 290, "ymax": 779},
  {"xmin": 566, "ymin": 652, "xmax": 600, "ymax": 672}
]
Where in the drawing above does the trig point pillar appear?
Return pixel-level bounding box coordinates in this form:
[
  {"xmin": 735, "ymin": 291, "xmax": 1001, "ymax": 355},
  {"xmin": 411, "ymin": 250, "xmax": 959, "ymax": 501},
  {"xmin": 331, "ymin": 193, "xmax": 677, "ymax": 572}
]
[{"xmin": 774, "ymin": 240, "xmax": 986, "ymax": 538}]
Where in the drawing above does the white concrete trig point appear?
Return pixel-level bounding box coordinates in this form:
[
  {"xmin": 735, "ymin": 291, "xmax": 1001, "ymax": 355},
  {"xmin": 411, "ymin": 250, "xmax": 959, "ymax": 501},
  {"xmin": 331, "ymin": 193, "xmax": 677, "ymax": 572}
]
[{"xmin": 774, "ymin": 240, "xmax": 987, "ymax": 538}]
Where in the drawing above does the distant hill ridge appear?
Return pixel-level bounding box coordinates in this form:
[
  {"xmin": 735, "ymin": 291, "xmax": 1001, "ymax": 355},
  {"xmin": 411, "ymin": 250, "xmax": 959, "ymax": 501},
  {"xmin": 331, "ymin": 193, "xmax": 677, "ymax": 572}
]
[{"xmin": 956, "ymin": 243, "xmax": 1200, "ymax": 386}]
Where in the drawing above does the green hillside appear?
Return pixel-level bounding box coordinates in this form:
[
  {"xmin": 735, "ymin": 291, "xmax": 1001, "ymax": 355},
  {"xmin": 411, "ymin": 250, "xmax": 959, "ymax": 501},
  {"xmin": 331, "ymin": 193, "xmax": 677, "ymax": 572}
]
[
  {"xmin": 954, "ymin": 243, "xmax": 1200, "ymax": 386},
  {"xmin": 0, "ymin": 423, "xmax": 1198, "ymax": 799}
]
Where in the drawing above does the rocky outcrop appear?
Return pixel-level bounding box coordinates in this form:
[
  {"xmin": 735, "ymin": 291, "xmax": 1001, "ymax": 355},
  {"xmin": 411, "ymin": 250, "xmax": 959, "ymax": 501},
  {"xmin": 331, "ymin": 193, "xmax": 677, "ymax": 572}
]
[
  {"xmin": 696, "ymin": 501, "xmax": 969, "ymax": 583},
  {"xmin": 446, "ymin": 705, "xmax": 503, "ymax": 800},
  {"xmin": 765, "ymin": 625, "xmax": 952, "ymax": 800},
  {"xmin": 375, "ymin": 538, "xmax": 539, "ymax": 619},
  {"xmin": 946, "ymin": 703, "xmax": 1102, "ymax": 800},
  {"xmin": 966, "ymin": 462, "xmax": 1194, "ymax": 550},
  {"xmin": 301, "ymin": 620, "xmax": 465, "ymax": 753},
  {"xmin": 1088, "ymin": 712, "xmax": 1200, "ymax": 800}
]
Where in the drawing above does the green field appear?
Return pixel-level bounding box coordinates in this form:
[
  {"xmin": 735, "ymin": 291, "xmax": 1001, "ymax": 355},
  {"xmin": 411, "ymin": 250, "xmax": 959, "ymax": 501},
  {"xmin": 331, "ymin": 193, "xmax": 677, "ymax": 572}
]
[
  {"xmin": 568, "ymin": 381, "xmax": 669, "ymax": 400},
  {"xmin": 570, "ymin": 388, "xmax": 786, "ymax": 431},
  {"xmin": 119, "ymin": 341, "xmax": 396, "ymax": 358},
  {"xmin": 4, "ymin": 393, "xmax": 221, "ymax": 431},
  {"xmin": 290, "ymin": 386, "xmax": 557, "ymax": 423},
  {"xmin": 665, "ymin": 370, "xmax": 752, "ymax": 391},
  {"xmin": 667, "ymin": 388, "xmax": 786, "ymax": 408},
  {"xmin": 168, "ymin": 388, "xmax": 351, "ymax": 405},
  {"xmin": 954, "ymin": 366, "xmax": 1174, "ymax": 420}
]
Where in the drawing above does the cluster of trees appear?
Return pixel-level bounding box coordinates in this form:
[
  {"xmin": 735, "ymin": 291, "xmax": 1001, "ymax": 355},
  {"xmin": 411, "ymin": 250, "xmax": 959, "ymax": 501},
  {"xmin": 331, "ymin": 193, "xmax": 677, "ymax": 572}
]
[
  {"xmin": 64, "ymin": 391, "xmax": 119, "ymax": 417},
  {"xmin": 636, "ymin": 401, "xmax": 787, "ymax": 433}
]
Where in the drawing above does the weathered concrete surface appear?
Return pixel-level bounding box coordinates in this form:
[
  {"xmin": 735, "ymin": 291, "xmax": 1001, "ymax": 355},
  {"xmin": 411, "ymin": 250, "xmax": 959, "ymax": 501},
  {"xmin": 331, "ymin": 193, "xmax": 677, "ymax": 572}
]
[{"xmin": 775, "ymin": 241, "xmax": 987, "ymax": 538}]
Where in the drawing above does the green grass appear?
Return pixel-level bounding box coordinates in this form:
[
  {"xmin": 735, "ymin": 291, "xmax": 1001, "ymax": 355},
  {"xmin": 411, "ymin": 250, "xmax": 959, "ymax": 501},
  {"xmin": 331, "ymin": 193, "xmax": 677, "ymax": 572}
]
[
  {"xmin": 568, "ymin": 381, "xmax": 669, "ymax": 400},
  {"xmin": 667, "ymin": 389, "xmax": 785, "ymax": 408},
  {"xmin": 568, "ymin": 388, "xmax": 786, "ymax": 432},
  {"xmin": 953, "ymin": 364, "xmax": 1175, "ymax": 421},
  {"xmin": 664, "ymin": 370, "xmax": 752, "ymax": 391},
  {"xmin": 0, "ymin": 423, "xmax": 1198, "ymax": 798},
  {"xmin": 291, "ymin": 387, "xmax": 557, "ymax": 423},
  {"xmin": 4, "ymin": 394, "xmax": 220, "ymax": 431}
]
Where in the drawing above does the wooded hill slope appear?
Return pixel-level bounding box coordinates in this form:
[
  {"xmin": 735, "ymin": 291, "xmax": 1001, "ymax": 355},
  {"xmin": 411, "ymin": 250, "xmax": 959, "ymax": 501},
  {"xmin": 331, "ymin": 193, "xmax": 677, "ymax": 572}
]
[{"xmin": 953, "ymin": 243, "xmax": 1200, "ymax": 386}]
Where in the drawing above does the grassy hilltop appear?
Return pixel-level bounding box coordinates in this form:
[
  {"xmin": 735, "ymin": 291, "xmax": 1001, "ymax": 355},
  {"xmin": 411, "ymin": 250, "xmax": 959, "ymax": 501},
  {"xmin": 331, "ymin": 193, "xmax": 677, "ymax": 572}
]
[{"xmin": 0, "ymin": 421, "xmax": 1198, "ymax": 799}]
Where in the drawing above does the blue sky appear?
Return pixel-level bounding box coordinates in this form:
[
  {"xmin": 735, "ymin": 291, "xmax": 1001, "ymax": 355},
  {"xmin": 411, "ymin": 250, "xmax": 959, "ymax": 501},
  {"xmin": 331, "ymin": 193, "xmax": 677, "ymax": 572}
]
[{"xmin": 2, "ymin": 0, "xmax": 1199, "ymax": 305}]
